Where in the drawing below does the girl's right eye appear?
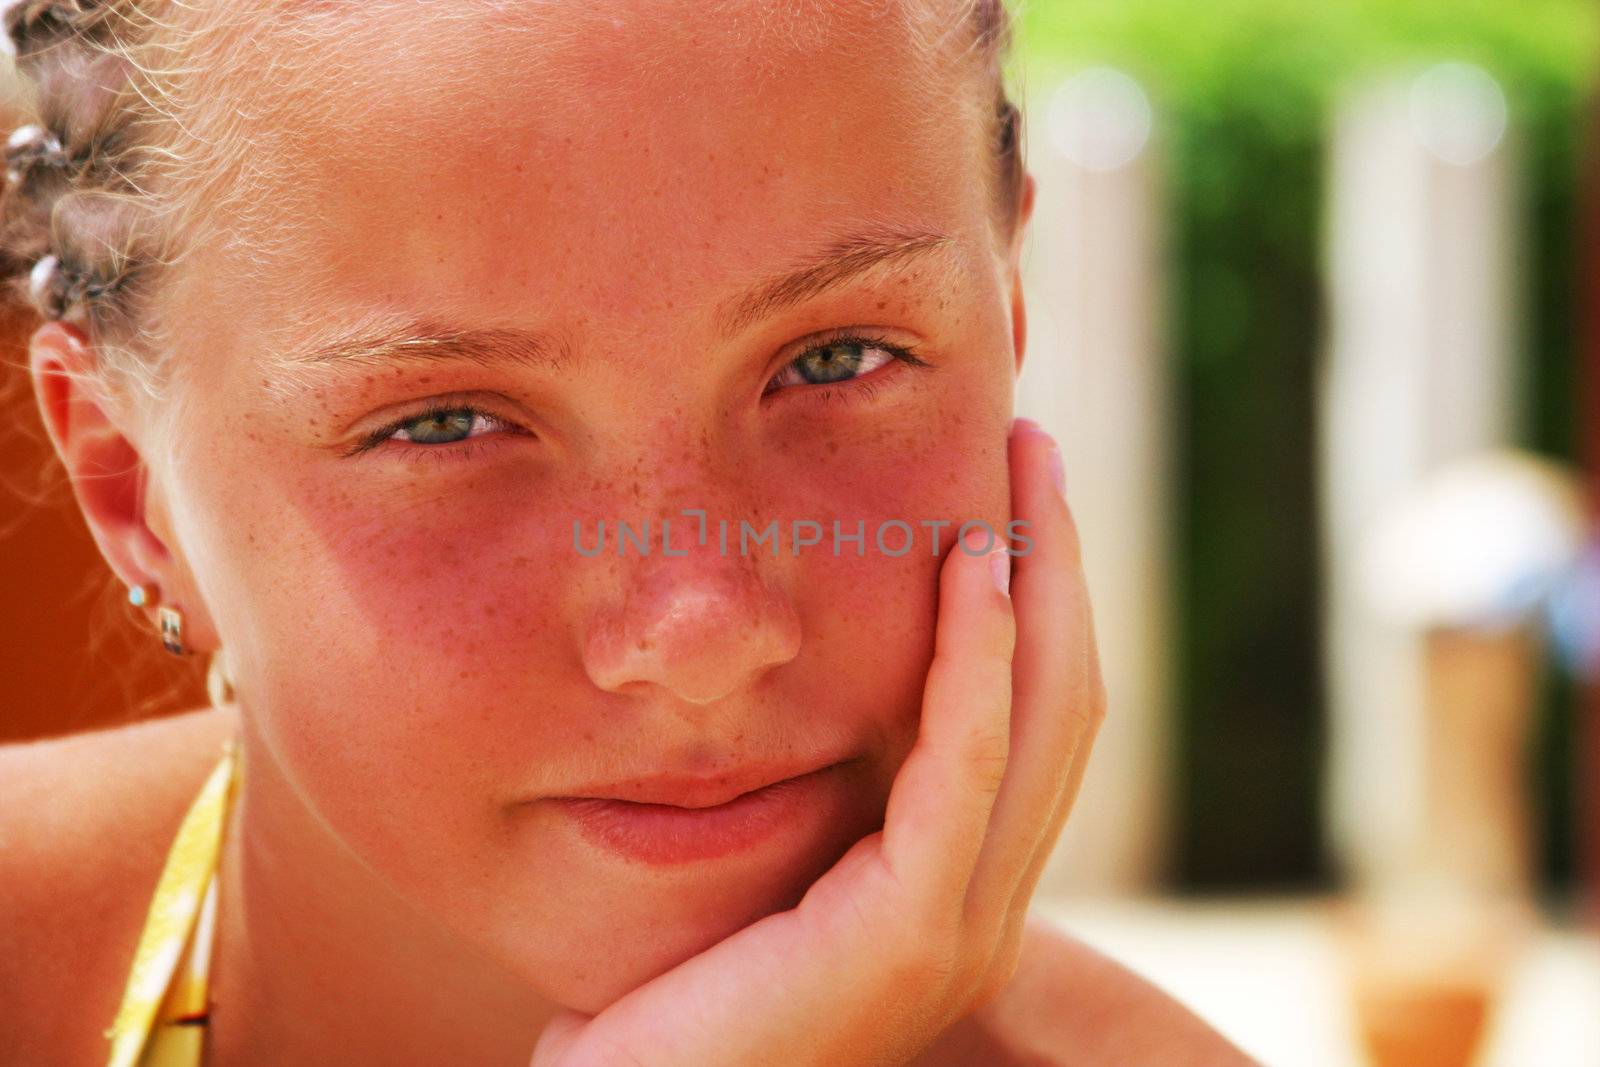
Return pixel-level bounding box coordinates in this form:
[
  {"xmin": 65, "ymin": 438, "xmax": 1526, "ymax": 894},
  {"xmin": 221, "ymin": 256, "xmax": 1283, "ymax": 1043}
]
[{"xmin": 346, "ymin": 403, "xmax": 525, "ymax": 459}]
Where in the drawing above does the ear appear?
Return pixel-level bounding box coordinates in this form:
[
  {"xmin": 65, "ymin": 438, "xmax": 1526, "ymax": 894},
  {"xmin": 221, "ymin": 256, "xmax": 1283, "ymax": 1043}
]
[
  {"xmin": 1007, "ymin": 169, "xmax": 1036, "ymax": 379},
  {"xmin": 28, "ymin": 320, "xmax": 216, "ymax": 654}
]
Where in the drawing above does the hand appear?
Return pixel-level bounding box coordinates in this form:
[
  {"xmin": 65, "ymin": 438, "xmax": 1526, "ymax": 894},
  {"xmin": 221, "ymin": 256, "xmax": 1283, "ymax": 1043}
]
[{"xmin": 531, "ymin": 417, "xmax": 1106, "ymax": 1067}]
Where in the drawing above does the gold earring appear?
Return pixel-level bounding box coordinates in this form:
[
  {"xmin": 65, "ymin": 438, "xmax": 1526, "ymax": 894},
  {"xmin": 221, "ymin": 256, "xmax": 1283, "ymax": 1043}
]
[{"xmin": 158, "ymin": 605, "xmax": 186, "ymax": 656}]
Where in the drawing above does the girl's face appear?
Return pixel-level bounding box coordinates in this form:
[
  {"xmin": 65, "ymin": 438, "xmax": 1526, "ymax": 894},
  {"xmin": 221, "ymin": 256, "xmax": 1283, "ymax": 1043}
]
[{"xmin": 152, "ymin": 0, "xmax": 1025, "ymax": 1010}]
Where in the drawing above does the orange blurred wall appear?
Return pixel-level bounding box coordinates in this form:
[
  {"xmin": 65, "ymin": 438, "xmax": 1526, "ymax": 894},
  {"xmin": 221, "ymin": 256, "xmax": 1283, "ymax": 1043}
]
[{"xmin": 0, "ymin": 304, "xmax": 203, "ymax": 745}]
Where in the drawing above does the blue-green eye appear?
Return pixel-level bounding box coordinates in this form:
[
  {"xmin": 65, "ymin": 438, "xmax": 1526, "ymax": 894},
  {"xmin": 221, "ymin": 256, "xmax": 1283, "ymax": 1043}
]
[
  {"xmin": 343, "ymin": 400, "xmax": 529, "ymax": 461},
  {"xmin": 766, "ymin": 336, "xmax": 922, "ymax": 394},
  {"xmin": 392, "ymin": 407, "xmax": 490, "ymax": 445}
]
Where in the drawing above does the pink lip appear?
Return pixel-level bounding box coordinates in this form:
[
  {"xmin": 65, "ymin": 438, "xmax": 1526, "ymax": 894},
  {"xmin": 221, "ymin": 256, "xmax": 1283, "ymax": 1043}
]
[
  {"xmin": 549, "ymin": 764, "xmax": 843, "ymax": 866},
  {"xmin": 559, "ymin": 762, "xmax": 843, "ymax": 808}
]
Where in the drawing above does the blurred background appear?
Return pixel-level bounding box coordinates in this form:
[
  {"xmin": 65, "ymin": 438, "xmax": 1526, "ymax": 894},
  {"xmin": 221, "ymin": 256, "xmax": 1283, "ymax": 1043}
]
[
  {"xmin": 1004, "ymin": 1, "xmax": 1600, "ymax": 1064},
  {"xmin": 1, "ymin": 0, "xmax": 1597, "ymax": 1064}
]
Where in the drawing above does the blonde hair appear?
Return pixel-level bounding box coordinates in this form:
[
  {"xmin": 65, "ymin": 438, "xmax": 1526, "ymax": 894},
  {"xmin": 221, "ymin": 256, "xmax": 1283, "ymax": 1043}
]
[
  {"xmin": 3, "ymin": 0, "xmax": 221, "ymax": 399},
  {"xmin": 0, "ymin": 0, "xmax": 1024, "ymax": 401}
]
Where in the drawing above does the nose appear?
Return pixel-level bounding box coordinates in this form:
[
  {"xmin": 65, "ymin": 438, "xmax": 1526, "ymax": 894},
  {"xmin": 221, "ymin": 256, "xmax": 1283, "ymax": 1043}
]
[{"xmin": 581, "ymin": 538, "xmax": 802, "ymax": 706}]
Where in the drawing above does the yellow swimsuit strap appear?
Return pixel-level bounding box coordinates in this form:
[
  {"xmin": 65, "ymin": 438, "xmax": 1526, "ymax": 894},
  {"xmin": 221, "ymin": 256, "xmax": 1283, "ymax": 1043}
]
[{"xmin": 104, "ymin": 736, "xmax": 240, "ymax": 1067}]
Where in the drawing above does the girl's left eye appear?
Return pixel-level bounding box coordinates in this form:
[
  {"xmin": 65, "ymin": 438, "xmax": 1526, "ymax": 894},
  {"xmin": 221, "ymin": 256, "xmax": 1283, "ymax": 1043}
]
[{"xmin": 764, "ymin": 336, "xmax": 924, "ymax": 395}]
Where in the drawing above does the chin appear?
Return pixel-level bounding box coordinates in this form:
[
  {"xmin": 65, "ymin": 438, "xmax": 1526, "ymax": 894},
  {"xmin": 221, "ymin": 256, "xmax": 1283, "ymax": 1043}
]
[
  {"xmin": 527, "ymin": 870, "xmax": 810, "ymax": 1013},
  {"xmin": 499, "ymin": 801, "xmax": 873, "ymax": 1013},
  {"xmin": 462, "ymin": 755, "xmax": 894, "ymax": 1012}
]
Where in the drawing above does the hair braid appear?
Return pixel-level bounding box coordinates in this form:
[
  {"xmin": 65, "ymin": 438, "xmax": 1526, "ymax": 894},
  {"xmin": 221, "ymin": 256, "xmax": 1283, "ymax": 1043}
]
[{"xmin": 0, "ymin": 0, "xmax": 170, "ymax": 373}]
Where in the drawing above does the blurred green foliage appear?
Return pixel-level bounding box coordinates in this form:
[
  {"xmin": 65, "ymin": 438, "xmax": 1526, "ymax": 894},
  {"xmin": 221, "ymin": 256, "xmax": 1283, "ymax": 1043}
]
[{"xmin": 1013, "ymin": 0, "xmax": 1599, "ymax": 893}]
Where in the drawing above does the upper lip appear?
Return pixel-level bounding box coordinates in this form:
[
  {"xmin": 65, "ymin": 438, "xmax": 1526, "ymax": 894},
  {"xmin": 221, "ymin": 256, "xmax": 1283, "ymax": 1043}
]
[{"xmin": 553, "ymin": 759, "xmax": 844, "ymax": 809}]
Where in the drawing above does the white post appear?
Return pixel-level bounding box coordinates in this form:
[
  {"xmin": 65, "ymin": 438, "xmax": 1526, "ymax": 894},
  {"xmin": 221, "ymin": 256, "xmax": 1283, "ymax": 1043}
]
[
  {"xmin": 1320, "ymin": 63, "xmax": 1520, "ymax": 890},
  {"xmin": 1018, "ymin": 67, "xmax": 1171, "ymax": 897}
]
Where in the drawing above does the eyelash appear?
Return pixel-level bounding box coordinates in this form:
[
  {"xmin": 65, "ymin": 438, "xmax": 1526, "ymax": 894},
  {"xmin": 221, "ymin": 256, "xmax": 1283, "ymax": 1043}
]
[
  {"xmin": 345, "ymin": 404, "xmax": 526, "ymax": 463},
  {"xmin": 349, "ymin": 331, "xmax": 929, "ymax": 464},
  {"xmin": 761, "ymin": 332, "xmax": 927, "ymax": 403}
]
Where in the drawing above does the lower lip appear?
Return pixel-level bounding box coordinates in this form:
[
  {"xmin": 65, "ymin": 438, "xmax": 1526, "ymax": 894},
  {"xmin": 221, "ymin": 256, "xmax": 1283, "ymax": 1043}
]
[{"xmin": 550, "ymin": 767, "xmax": 838, "ymax": 866}]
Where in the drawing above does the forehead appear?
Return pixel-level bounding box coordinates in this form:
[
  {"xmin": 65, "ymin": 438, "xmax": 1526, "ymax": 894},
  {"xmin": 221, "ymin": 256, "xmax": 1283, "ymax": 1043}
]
[{"xmin": 171, "ymin": 0, "xmax": 993, "ymax": 364}]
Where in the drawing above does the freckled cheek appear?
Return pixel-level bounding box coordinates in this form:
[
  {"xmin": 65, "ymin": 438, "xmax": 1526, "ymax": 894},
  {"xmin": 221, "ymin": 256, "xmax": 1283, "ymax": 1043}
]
[
  {"xmin": 779, "ymin": 418, "xmax": 1011, "ymax": 764},
  {"xmin": 240, "ymin": 498, "xmax": 585, "ymax": 825},
  {"xmin": 222, "ymin": 464, "xmax": 575, "ymax": 706},
  {"xmin": 337, "ymin": 506, "xmax": 567, "ymax": 650},
  {"xmin": 781, "ymin": 399, "xmax": 1010, "ymax": 531}
]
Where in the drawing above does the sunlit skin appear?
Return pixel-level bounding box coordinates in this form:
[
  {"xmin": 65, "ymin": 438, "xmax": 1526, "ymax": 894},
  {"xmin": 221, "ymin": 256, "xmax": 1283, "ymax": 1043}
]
[
  {"xmin": 174, "ymin": 0, "xmax": 1016, "ymax": 1045},
  {"xmin": 7, "ymin": 2, "xmax": 1257, "ymax": 1065}
]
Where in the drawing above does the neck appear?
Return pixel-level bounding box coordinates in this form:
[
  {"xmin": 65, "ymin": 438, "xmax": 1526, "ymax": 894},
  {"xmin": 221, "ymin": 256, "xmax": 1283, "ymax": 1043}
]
[{"xmin": 205, "ymin": 731, "xmax": 563, "ymax": 1067}]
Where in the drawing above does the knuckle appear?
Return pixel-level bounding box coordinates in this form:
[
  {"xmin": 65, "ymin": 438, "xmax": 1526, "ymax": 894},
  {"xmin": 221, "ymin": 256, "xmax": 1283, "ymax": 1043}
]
[
  {"xmin": 1087, "ymin": 683, "xmax": 1109, "ymax": 730},
  {"xmin": 1065, "ymin": 670, "xmax": 1108, "ymax": 733},
  {"xmin": 972, "ymin": 654, "xmax": 1015, "ymax": 700},
  {"xmin": 962, "ymin": 724, "xmax": 1011, "ymax": 795},
  {"xmin": 1060, "ymin": 507, "xmax": 1086, "ymax": 564},
  {"xmin": 1085, "ymin": 687, "xmax": 1108, "ymax": 728}
]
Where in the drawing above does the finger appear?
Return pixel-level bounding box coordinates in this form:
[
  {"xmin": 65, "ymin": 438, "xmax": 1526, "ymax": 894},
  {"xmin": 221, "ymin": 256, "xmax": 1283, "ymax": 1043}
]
[
  {"xmin": 879, "ymin": 522, "xmax": 1016, "ymax": 915},
  {"xmin": 1002, "ymin": 476, "xmax": 1110, "ymax": 933},
  {"xmin": 1004, "ymin": 657, "xmax": 1105, "ymax": 932},
  {"xmin": 1013, "ymin": 677, "xmax": 1103, "ymax": 899},
  {"xmin": 980, "ymin": 704, "xmax": 1102, "ymax": 991},
  {"xmin": 964, "ymin": 419, "xmax": 1105, "ymax": 927}
]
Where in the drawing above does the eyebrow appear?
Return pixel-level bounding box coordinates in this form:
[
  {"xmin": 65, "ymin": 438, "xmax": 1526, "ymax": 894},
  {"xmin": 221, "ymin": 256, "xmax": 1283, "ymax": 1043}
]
[
  {"xmin": 278, "ymin": 320, "xmax": 571, "ymax": 371},
  {"xmin": 278, "ymin": 226, "xmax": 955, "ymax": 369},
  {"xmin": 713, "ymin": 226, "xmax": 956, "ymax": 339}
]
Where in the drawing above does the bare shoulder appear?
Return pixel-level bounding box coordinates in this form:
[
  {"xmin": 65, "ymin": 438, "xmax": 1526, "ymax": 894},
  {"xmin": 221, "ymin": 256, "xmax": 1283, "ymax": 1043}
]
[
  {"xmin": 976, "ymin": 912, "xmax": 1262, "ymax": 1067},
  {"xmin": 0, "ymin": 704, "xmax": 240, "ymax": 1067}
]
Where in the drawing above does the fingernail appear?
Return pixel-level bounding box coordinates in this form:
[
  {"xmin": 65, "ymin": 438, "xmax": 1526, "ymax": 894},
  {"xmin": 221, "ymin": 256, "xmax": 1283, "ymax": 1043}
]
[
  {"xmin": 1013, "ymin": 416, "xmax": 1043, "ymax": 437},
  {"xmin": 1048, "ymin": 444, "xmax": 1065, "ymax": 498},
  {"xmin": 989, "ymin": 543, "xmax": 1011, "ymax": 596}
]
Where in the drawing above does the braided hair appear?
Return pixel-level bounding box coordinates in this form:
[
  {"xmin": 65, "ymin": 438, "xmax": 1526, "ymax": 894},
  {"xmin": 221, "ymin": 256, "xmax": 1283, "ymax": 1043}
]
[{"xmin": 0, "ymin": 0, "xmax": 164, "ymax": 351}]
